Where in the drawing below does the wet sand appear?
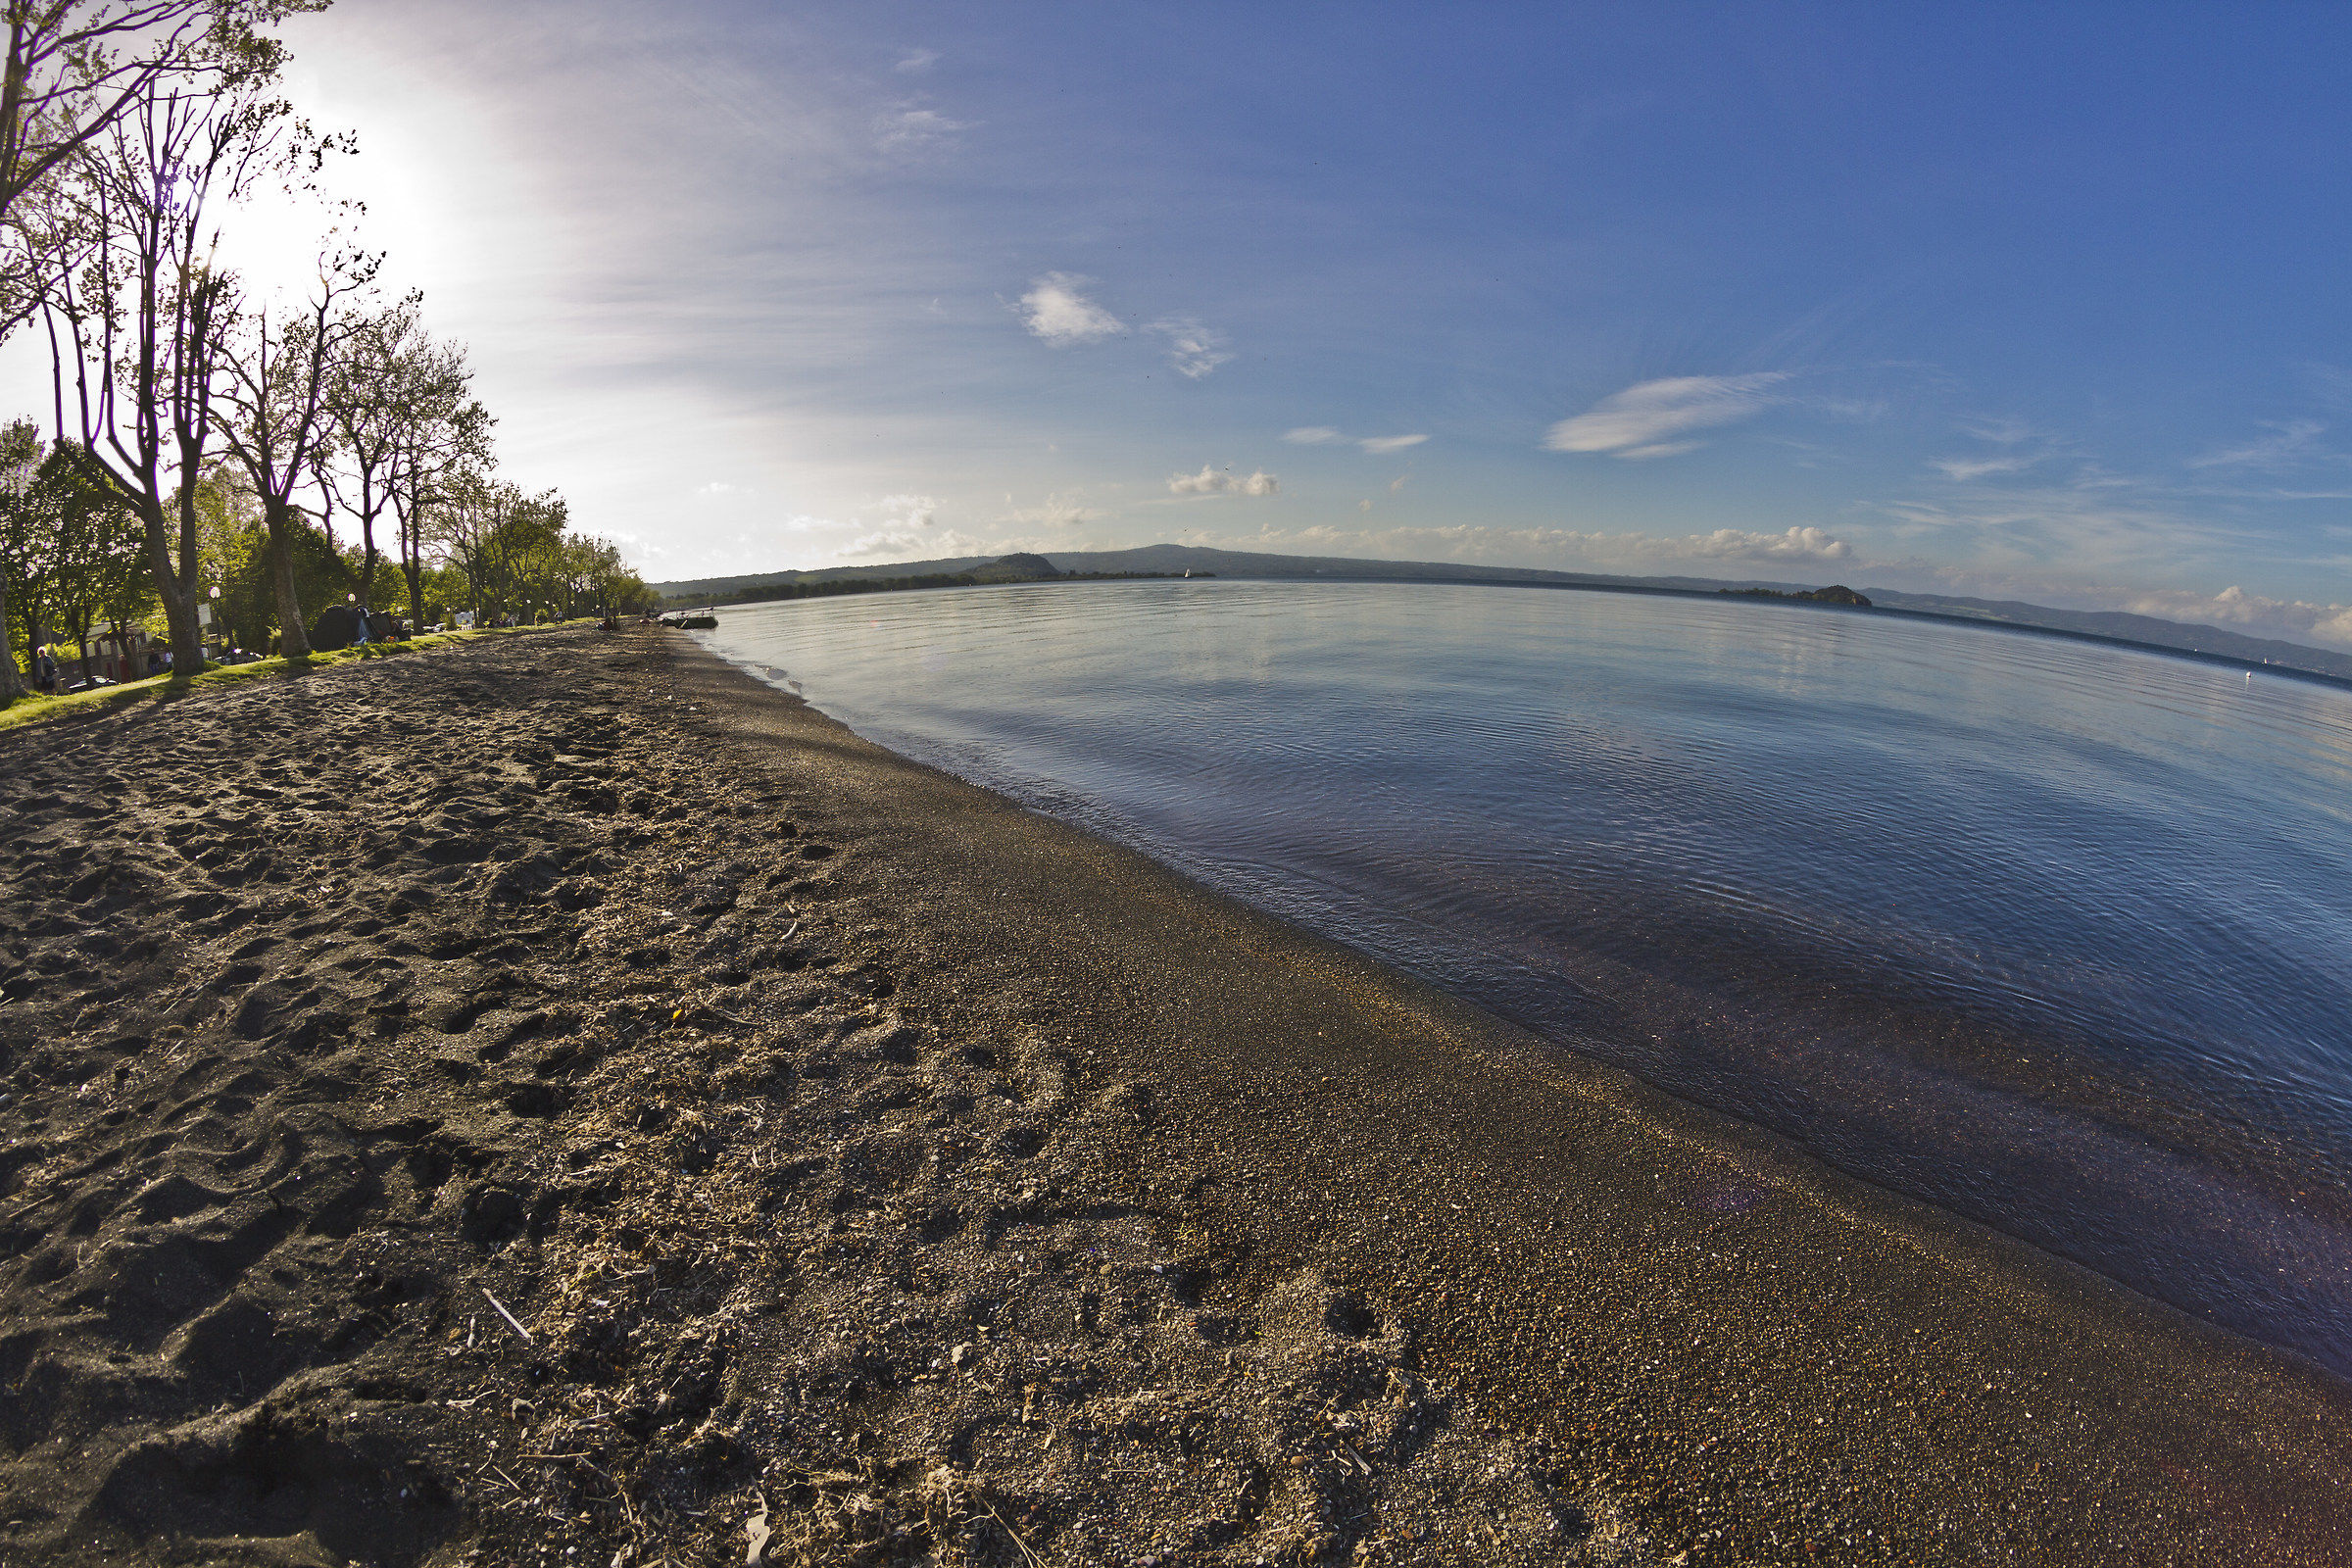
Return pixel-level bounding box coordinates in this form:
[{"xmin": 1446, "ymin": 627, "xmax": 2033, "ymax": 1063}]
[{"xmin": 1, "ymin": 624, "xmax": 2347, "ymax": 1566}]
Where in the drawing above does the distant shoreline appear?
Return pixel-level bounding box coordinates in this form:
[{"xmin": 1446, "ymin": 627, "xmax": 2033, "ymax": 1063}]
[{"xmin": 684, "ymin": 565, "xmax": 2352, "ymax": 697}]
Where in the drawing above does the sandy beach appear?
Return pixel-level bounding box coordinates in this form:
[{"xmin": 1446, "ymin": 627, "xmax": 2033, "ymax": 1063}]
[{"xmin": 2, "ymin": 625, "xmax": 2348, "ymax": 1567}]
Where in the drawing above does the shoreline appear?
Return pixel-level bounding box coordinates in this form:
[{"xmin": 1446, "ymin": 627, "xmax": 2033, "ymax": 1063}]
[
  {"xmin": 0, "ymin": 625, "xmax": 2345, "ymax": 1565},
  {"xmin": 665, "ymin": 633, "xmax": 2352, "ymax": 1553}
]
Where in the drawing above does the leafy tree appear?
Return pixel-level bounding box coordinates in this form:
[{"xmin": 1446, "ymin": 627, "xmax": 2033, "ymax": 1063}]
[
  {"xmin": 190, "ymin": 462, "xmax": 266, "ymax": 647},
  {"xmin": 0, "ymin": 416, "xmax": 43, "ymax": 696},
  {"xmin": 42, "ymin": 447, "xmax": 144, "ymax": 684},
  {"xmin": 322, "ymin": 292, "xmax": 471, "ymax": 615}
]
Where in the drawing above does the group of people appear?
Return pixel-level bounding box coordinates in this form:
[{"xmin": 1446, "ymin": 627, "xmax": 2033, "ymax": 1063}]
[{"xmin": 22, "ymin": 643, "xmax": 171, "ymax": 694}]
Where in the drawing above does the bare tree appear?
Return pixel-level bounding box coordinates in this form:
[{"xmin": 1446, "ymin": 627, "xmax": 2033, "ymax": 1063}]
[
  {"xmin": 217, "ymin": 242, "xmax": 375, "ymax": 656},
  {"xmin": 40, "ymin": 70, "xmax": 289, "ymax": 671},
  {"xmin": 0, "ymin": 2, "xmax": 327, "ymax": 334}
]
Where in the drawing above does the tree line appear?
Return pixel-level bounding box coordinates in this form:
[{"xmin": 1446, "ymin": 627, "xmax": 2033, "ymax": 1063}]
[{"xmin": 0, "ymin": 2, "xmax": 651, "ymax": 699}]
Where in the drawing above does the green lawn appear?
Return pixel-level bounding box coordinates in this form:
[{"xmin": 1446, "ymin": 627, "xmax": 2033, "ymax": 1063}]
[{"xmin": 0, "ymin": 620, "xmax": 599, "ymax": 736}]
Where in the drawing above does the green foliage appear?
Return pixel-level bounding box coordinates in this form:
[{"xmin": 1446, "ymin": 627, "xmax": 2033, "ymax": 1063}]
[
  {"xmin": 0, "ymin": 420, "xmax": 50, "ymax": 676},
  {"xmin": 41, "ymin": 449, "xmax": 150, "ymax": 675}
]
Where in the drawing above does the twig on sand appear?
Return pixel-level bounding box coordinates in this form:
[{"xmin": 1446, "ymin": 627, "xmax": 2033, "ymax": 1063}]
[
  {"xmin": 482, "ymin": 1287, "xmax": 535, "ymax": 1344},
  {"xmin": 975, "ymin": 1494, "xmax": 1051, "ymax": 1568}
]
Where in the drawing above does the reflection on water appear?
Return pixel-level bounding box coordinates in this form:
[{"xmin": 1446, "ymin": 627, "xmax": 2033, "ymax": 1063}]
[{"xmin": 702, "ymin": 579, "xmax": 2352, "ymax": 1376}]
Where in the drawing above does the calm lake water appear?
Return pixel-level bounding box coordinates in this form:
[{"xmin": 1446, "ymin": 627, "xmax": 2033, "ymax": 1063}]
[{"xmin": 700, "ymin": 579, "xmax": 2352, "ymax": 1377}]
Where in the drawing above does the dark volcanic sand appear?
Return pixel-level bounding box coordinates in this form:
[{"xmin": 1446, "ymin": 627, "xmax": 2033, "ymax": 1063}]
[{"xmin": 0, "ymin": 626, "xmax": 2347, "ymax": 1567}]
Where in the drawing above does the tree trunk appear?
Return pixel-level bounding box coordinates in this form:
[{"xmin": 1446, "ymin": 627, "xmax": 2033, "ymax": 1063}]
[
  {"xmin": 156, "ymin": 575, "xmax": 202, "ymax": 675},
  {"xmin": 357, "ymin": 539, "xmax": 377, "ymax": 612},
  {"xmin": 0, "ymin": 573, "xmax": 22, "ymax": 701},
  {"xmin": 135, "ymin": 496, "xmax": 207, "ymax": 676},
  {"xmin": 0, "ymin": 576, "xmax": 21, "ymax": 700},
  {"xmin": 267, "ymin": 503, "xmax": 310, "ymax": 658}
]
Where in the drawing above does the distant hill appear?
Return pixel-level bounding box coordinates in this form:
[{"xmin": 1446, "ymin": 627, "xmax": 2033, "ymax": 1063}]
[
  {"xmin": 649, "ymin": 543, "xmax": 2352, "ymax": 686},
  {"xmin": 1855, "ymin": 589, "xmax": 2352, "ymax": 682}
]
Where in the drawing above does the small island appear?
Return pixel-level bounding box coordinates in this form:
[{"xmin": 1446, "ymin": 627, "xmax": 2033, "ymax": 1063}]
[{"xmin": 1720, "ymin": 583, "xmax": 1873, "ymax": 607}]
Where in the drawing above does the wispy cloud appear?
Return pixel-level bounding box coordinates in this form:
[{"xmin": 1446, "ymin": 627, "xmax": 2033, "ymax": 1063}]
[
  {"xmin": 874, "ymin": 105, "xmax": 969, "ymax": 153},
  {"xmin": 1169, "ymin": 466, "xmax": 1279, "ymax": 497},
  {"xmin": 1958, "ymin": 415, "xmax": 2034, "ymax": 445},
  {"xmin": 1148, "ymin": 318, "xmax": 1232, "ymax": 378},
  {"xmin": 1544, "ymin": 372, "xmax": 1790, "ymax": 457},
  {"xmin": 893, "ymin": 48, "xmax": 939, "ymax": 74},
  {"xmin": 1931, "ymin": 454, "xmax": 2040, "ymax": 481},
  {"xmin": 1020, "ymin": 272, "xmax": 1125, "ymax": 346},
  {"xmin": 1282, "ymin": 425, "xmax": 1427, "ymax": 454},
  {"xmin": 2187, "ymin": 419, "xmax": 2328, "ymax": 470},
  {"xmin": 1619, "ymin": 440, "xmax": 1703, "ymax": 461},
  {"xmin": 1002, "ymin": 495, "xmax": 1105, "ymax": 527}
]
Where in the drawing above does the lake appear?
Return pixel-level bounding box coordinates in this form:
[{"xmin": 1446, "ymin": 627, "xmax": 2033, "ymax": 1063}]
[{"xmin": 699, "ymin": 578, "xmax": 2352, "ymax": 1378}]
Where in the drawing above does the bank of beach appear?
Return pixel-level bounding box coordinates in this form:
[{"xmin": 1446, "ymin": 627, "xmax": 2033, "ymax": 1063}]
[{"xmin": 1, "ymin": 625, "xmax": 2346, "ymax": 1566}]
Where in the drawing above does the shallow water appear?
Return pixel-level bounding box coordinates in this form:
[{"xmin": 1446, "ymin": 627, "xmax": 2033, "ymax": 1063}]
[{"xmin": 700, "ymin": 579, "xmax": 2352, "ymax": 1376}]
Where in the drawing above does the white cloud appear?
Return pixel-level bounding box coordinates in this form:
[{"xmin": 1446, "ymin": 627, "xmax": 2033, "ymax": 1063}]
[
  {"xmin": 1169, "ymin": 466, "xmax": 1279, "ymax": 497},
  {"xmin": 695, "ymin": 480, "xmax": 747, "ymax": 496},
  {"xmin": 2187, "ymin": 420, "xmax": 2328, "ymax": 470},
  {"xmin": 1359, "ymin": 433, "xmax": 1426, "ymax": 455},
  {"xmin": 2119, "ymin": 584, "xmax": 2352, "ymax": 648},
  {"xmin": 1283, "ymin": 426, "xmax": 1345, "ymax": 444},
  {"xmin": 874, "ymin": 105, "xmax": 969, "ymax": 153},
  {"xmin": 1860, "ymin": 561, "xmax": 2352, "ymax": 652},
  {"xmin": 1389, "ymin": 473, "xmax": 1410, "ymax": 493},
  {"xmin": 1147, "ymin": 318, "xmax": 1232, "ymax": 378},
  {"xmin": 834, "ymin": 523, "xmax": 992, "ymax": 562},
  {"xmin": 870, "ymin": 492, "xmax": 940, "ymax": 528},
  {"xmin": 1689, "ymin": 525, "xmax": 1851, "ymax": 563},
  {"xmin": 893, "ymin": 48, "xmax": 939, "ymax": 73},
  {"xmin": 1618, "ymin": 440, "xmax": 1703, "ymax": 461},
  {"xmin": 1544, "ymin": 373, "xmax": 1790, "ymax": 457},
  {"xmin": 1020, "ymin": 272, "xmax": 1125, "ymax": 347}
]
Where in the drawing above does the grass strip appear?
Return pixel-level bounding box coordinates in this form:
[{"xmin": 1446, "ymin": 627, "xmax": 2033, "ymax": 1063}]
[{"xmin": 0, "ymin": 619, "xmax": 600, "ymax": 735}]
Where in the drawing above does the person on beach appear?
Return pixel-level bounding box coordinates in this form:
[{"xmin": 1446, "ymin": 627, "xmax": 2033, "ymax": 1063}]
[{"xmin": 32, "ymin": 648, "xmax": 55, "ymax": 693}]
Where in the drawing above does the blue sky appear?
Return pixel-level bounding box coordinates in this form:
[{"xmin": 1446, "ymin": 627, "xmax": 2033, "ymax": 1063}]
[{"xmin": 79, "ymin": 2, "xmax": 2352, "ymax": 642}]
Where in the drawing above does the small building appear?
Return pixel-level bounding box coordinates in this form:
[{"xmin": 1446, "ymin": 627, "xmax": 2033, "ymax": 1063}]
[{"xmin": 82, "ymin": 628, "xmax": 154, "ymax": 684}]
